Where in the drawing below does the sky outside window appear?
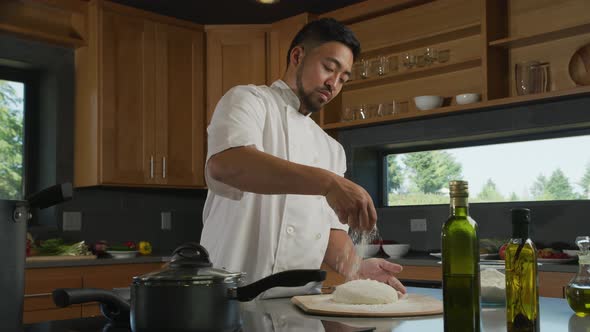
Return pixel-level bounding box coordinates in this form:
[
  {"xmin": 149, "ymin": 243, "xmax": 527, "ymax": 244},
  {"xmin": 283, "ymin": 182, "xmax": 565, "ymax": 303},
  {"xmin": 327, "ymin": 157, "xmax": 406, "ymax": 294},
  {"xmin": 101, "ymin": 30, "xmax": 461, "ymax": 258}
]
[
  {"xmin": 386, "ymin": 135, "xmax": 590, "ymax": 206},
  {"xmin": 0, "ymin": 79, "xmax": 25, "ymax": 200}
]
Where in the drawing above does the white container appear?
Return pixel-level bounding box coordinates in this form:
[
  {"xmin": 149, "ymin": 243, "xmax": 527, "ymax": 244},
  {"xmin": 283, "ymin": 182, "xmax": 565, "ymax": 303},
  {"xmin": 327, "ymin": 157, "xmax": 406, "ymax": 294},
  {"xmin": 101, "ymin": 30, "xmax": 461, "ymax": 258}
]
[
  {"xmin": 455, "ymin": 93, "xmax": 481, "ymax": 105},
  {"xmin": 414, "ymin": 95, "xmax": 443, "ymax": 110},
  {"xmin": 354, "ymin": 244, "xmax": 381, "ymax": 258},
  {"xmin": 480, "ymin": 263, "xmax": 506, "ymax": 306},
  {"xmin": 382, "ymin": 244, "xmax": 410, "ymax": 258}
]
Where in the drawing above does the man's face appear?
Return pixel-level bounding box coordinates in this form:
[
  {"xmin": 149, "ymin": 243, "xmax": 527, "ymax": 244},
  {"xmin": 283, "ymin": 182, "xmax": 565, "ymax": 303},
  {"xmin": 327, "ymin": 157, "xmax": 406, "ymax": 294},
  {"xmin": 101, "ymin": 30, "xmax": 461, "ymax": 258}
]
[{"xmin": 295, "ymin": 42, "xmax": 353, "ymax": 113}]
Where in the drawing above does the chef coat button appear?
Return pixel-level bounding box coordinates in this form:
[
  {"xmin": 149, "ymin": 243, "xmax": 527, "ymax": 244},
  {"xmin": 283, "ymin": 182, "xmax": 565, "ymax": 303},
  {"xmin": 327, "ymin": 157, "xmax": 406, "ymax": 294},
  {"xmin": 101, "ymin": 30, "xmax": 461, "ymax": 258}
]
[
  {"xmin": 316, "ymin": 233, "xmax": 322, "ymax": 240},
  {"xmin": 286, "ymin": 226, "xmax": 294, "ymax": 234}
]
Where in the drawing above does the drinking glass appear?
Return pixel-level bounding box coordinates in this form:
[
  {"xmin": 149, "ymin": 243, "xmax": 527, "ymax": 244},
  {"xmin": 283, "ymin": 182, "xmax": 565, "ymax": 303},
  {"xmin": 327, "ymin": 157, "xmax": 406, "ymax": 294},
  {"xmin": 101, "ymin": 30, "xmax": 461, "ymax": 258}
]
[
  {"xmin": 424, "ymin": 47, "xmax": 438, "ymax": 65},
  {"xmin": 438, "ymin": 49, "xmax": 450, "ymax": 63},
  {"xmin": 402, "ymin": 53, "xmax": 416, "ymax": 69},
  {"xmin": 341, "ymin": 107, "xmax": 354, "ymax": 122},
  {"xmin": 515, "ymin": 61, "xmax": 550, "ymax": 95}
]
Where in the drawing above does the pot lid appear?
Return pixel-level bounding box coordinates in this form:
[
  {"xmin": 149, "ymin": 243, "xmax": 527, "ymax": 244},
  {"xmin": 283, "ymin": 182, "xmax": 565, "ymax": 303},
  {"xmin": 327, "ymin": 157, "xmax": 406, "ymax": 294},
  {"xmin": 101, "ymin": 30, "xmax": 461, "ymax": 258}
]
[{"xmin": 133, "ymin": 243, "xmax": 243, "ymax": 283}]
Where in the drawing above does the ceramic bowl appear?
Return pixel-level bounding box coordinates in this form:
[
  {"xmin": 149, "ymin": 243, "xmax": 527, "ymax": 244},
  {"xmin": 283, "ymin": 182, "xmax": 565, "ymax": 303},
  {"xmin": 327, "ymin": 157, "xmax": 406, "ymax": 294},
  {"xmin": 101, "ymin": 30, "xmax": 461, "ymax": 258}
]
[
  {"xmin": 354, "ymin": 244, "xmax": 381, "ymax": 258},
  {"xmin": 455, "ymin": 93, "xmax": 481, "ymax": 105},
  {"xmin": 414, "ymin": 95, "xmax": 443, "ymax": 110},
  {"xmin": 382, "ymin": 244, "xmax": 410, "ymax": 258}
]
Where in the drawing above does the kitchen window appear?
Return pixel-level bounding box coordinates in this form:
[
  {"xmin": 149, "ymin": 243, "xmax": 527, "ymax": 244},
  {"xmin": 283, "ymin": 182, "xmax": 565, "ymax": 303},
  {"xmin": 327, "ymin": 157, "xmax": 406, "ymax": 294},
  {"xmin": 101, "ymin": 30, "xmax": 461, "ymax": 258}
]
[
  {"xmin": 384, "ymin": 134, "xmax": 590, "ymax": 206},
  {"xmin": 0, "ymin": 77, "xmax": 25, "ymax": 200}
]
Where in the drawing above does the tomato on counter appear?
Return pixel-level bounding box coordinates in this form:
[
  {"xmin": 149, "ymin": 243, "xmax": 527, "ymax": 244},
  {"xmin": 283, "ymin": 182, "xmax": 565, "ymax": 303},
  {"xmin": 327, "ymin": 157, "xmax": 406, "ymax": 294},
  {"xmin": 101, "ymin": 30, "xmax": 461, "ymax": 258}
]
[
  {"xmin": 124, "ymin": 241, "xmax": 137, "ymax": 249},
  {"xmin": 139, "ymin": 241, "xmax": 152, "ymax": 255}
]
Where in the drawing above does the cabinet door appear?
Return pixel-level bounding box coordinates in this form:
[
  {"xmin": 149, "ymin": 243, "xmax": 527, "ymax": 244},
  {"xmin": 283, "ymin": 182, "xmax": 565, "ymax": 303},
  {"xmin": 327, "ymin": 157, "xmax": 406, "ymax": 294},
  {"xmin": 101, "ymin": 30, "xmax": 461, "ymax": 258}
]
[
  {"xmin": 154, "ymin": 23, "xmax": 205, "ymax": 187},
  {"xmin": 269, "ymin": 13, "xmax": 313, "ymax": 82},
  {"xmin": 206, "ymin": 26, "xmax": 268, "ymax": 124},
  {"xmin": 100, "ymin": 10, "xmax": 156, "ymax": 185}
]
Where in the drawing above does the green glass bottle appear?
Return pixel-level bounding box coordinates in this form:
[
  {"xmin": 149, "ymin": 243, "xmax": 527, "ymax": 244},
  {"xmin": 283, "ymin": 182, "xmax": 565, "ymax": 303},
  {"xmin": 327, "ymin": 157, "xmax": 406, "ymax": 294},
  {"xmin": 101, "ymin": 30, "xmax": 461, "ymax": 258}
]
[
  {"xmin": 505, "ymin": 208, "xmax": 540, "ymax": 332},
  {"xmin": 442, "ymin": 180, "xmax": 480, "ymax": 332}
]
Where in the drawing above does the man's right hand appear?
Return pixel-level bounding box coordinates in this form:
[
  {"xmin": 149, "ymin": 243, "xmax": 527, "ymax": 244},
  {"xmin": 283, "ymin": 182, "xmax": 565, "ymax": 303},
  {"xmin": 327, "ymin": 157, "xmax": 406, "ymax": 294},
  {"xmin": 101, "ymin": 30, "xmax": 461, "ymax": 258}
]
[{"xmin": 324, "ymin": 175, "xmax": 377, "ymax": 231}]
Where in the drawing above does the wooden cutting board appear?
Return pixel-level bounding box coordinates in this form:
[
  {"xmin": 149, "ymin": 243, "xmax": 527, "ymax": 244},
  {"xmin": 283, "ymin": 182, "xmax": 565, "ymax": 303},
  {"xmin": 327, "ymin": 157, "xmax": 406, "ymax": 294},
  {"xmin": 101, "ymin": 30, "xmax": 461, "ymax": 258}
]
[
  {"xmin": 26, "ymin": 255, "xmax": 97, "ymax": 262},
  {"xmin": 291, "ymin": 293, "xmax": 443, "ymax": 317}
]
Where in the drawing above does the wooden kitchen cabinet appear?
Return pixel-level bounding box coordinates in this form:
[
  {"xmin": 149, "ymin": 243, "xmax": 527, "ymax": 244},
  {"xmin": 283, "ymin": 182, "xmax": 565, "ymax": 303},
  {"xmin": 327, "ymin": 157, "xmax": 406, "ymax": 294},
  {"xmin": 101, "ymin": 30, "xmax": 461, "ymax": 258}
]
[
  {"xmin": 24, "ymin": 262, "xmax": 163, "ymax": 324},
  {"xmin": 205, "ymin": 25, "xmax": 269, "ymax": 124},
  {"xmin": 75, "ymin": 0, "xmax": 206, "ymax": 188}
]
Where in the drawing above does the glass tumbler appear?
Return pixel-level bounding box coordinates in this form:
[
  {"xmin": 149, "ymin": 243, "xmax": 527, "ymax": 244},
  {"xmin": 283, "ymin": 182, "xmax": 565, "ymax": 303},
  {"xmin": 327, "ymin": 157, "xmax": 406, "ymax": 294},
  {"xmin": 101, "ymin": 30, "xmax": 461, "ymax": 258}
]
[{"xmin": 515, "ymin": 61, "xmax": 550, "ymax": 95}]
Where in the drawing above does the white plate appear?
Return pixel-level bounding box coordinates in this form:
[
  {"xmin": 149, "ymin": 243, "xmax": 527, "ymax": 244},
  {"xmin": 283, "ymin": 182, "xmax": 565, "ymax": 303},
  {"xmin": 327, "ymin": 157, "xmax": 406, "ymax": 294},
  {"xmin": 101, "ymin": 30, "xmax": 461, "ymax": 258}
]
[
  {"xmin": 563, "ymin": 250, "xmax": 580, "ymax": 257},
  {"xmin": 537, "ymin": 257, "xmax": 577, "ymax": 264},
  {"xmin": 106, "ymin": 250, "xmax": 138, "ymax": 259}
]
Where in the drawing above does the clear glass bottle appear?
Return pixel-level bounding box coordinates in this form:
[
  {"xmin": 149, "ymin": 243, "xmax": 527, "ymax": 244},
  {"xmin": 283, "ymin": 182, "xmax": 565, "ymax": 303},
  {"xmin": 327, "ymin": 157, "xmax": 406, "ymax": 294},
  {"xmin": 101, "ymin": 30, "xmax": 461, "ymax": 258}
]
[
  {"xmin": 505, "ymin": 208, "xmax": 540, "ymax": 332},
  {"xmin": 566, "ymin": 236, "xmax": 590, "ymax": 317},
  {"xmin": 442, "ymin": 180, "xmax": 480, "ymax": 332}
]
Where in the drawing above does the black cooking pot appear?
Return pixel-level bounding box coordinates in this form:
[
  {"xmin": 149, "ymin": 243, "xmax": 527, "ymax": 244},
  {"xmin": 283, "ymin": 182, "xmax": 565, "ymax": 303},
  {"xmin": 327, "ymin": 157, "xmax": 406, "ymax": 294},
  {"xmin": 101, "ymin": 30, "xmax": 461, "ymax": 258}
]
[
  {"xmin": 0, "ymin": 183, "xmax": 72, "ymax": 330},
  {"xmin": 53, "ymin": 242, "xmax": 326, "ymax": 332}
]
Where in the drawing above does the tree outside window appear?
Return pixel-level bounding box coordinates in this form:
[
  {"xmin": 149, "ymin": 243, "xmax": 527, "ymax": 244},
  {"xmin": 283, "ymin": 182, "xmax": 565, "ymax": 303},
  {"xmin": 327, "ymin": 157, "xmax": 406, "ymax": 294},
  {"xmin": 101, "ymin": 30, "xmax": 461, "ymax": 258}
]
[{"xmin": 0, "ymin": 80, "xmax": 25, "ymax": 200}]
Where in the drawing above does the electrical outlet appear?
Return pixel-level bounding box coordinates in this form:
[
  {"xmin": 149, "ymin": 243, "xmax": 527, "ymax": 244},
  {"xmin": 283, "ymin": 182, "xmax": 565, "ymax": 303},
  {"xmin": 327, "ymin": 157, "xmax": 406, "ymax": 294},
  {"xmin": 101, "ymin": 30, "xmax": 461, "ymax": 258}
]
[
  {"xmin": 63, "ymin": 212, "xmax": 82, "ymax": 231},
  {"xmin": 410, "ymin": 218, "xmax": 427, "ymax": 232},
  {"xmin": 161, "ymin": 212, "xmax": 172, "ymax": 230}
]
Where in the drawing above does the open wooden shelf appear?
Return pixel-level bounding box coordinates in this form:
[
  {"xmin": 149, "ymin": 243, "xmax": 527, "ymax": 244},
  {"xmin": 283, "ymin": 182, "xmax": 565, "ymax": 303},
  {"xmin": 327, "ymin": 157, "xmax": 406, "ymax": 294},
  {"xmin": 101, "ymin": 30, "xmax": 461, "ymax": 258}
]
[
  {"xmin": 489, "ymin": 21, "xmax": 590, "ymax": 49},
  {"xmin": 361, "ymin": 22, "xmax": 480, "ymax": 57},
  {"xmin": 322, "ymin": 85, "xmax": 590, "ymax": 130},
  {"xmin": 344, "ymin": 57, "xmax": 481, "ymax": 91}
]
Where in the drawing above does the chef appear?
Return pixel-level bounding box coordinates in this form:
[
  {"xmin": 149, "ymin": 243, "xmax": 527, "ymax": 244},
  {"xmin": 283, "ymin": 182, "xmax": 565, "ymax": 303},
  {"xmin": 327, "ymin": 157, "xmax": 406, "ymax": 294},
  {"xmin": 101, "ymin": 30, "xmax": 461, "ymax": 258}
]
[{"xmin": 200, "ymin": 18, "xmax": 406, "ymax": 298}]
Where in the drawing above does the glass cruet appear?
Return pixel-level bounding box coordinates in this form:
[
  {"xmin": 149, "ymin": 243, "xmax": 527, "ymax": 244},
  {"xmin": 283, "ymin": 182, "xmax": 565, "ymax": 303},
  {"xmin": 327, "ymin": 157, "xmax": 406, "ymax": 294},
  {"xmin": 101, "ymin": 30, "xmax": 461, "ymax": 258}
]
[{"xmin": 566, "ymin": 236, "xmax": 590, "ymax": 317}]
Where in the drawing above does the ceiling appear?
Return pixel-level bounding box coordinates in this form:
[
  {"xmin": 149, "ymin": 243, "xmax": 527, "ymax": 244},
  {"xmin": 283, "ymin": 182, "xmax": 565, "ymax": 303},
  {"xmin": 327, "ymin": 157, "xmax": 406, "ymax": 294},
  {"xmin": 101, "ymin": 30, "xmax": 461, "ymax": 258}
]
[{"xmin": 109, "ymin": 0, "xmax": 369, "ymax": 25}]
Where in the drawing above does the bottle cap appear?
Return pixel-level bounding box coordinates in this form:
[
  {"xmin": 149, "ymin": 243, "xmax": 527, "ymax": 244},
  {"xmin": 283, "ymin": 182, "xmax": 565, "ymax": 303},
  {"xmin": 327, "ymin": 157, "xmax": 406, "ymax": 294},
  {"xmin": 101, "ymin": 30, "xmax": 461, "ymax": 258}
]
[
  {"xmin": 449, "ymin": 180, "xmax": 468, "ymax": 197},
  {"xmin": 511, "ymin": 208, "xmax": 530, "ymax": 224}
]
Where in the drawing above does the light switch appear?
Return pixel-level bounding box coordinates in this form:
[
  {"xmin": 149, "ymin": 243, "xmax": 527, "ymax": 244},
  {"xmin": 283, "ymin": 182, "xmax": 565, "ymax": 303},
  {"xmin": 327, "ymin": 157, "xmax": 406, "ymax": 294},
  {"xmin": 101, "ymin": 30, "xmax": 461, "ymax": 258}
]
[
  {"xmin": 161, "ymin": 212, "xmax": 172, "ymax": 230},
  {"xmin": 410, "ymin": 218, "xmax": 427, "ymax": 232}
]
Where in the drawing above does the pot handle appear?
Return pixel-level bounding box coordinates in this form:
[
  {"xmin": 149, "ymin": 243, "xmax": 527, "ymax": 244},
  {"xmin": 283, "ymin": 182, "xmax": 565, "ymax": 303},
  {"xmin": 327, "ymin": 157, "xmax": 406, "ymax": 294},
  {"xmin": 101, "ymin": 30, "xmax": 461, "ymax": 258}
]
[
  {"xmin": 53, "ymin": 288, "xmax": 130, "ymax": 323},
  {"xmin": 236, "ymin": 269, "xmax": 326, "ymax": 301}
]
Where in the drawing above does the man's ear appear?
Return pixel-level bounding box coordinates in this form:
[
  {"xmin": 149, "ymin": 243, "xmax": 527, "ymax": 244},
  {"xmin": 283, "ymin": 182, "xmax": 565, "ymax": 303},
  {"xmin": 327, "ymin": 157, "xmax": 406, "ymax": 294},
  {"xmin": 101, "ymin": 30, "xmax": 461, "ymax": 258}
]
[{"xmin": 291, "ymin": 46, "xmax": 304, "ymax": 66}]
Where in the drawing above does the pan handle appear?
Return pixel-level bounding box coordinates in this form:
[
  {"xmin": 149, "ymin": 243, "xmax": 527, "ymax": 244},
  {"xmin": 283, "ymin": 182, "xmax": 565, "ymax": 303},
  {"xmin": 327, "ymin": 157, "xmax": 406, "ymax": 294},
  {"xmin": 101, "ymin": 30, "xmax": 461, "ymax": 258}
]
[
  {"xmin": 53, "ymin": 288, "xmax": 130, "ymax": 323},
  {"xmin": 236, "ymin": 269, "xmax": 326, "ymax": 301}
]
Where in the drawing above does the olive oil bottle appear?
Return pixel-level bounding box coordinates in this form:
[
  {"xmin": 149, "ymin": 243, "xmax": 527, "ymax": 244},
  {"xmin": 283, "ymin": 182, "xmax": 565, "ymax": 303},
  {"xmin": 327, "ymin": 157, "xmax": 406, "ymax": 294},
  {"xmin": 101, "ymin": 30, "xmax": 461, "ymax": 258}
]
[
  {"xmin": 505, "ymin": 208, "xmax": 540, "ymax": 332},
  {"xmin": 442, "ymin": 180, "xmax": 480, "ymax": 332},
  {"xmin": 566, "ymin": 236, "xmax": 590, "ymax": 317}
]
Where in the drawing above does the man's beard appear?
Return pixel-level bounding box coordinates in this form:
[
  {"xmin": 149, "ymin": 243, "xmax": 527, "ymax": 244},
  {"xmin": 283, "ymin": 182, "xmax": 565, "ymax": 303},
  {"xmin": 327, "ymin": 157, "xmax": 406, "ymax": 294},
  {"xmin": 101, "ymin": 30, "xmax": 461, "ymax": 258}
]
[{"xmin": 295, "ymin": 61, "xmax": 322, "ymax": 113}]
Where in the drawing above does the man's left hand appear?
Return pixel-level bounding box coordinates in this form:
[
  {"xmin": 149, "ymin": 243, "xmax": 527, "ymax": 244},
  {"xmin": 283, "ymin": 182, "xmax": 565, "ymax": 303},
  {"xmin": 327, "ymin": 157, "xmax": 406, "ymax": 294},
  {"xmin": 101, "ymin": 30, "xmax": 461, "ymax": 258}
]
[{"xmin": 358, "ymin": 258, "xmax": 407, "ymax": 294}]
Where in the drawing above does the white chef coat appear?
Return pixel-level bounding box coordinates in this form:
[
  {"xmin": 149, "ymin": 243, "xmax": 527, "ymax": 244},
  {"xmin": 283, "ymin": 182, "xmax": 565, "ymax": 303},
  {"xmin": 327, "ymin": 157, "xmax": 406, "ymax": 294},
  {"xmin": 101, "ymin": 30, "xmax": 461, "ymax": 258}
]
[{"xmin": 201, "ymin": 80, "xmax": 348, "ymax": 298}]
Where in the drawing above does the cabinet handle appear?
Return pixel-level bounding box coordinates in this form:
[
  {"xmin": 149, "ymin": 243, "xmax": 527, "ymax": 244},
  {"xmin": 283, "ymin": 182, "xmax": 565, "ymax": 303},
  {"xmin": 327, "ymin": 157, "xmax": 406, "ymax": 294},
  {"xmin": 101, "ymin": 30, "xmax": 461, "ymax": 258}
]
[
  {"xmin": 150, "ymin": 156, "xmax": 154, "ymax": 179},
  {"xmin": 162, "ymin": 156, "xmax": 166, "ymax": 179}
]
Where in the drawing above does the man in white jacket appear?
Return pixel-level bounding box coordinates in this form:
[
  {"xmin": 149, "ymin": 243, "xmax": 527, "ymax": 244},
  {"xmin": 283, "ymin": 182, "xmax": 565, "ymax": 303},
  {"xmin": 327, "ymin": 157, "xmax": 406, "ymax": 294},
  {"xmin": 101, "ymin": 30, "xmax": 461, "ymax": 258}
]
[{"xmin": 201, "ymin": 18, "xmax": 406, "ymax": 298}]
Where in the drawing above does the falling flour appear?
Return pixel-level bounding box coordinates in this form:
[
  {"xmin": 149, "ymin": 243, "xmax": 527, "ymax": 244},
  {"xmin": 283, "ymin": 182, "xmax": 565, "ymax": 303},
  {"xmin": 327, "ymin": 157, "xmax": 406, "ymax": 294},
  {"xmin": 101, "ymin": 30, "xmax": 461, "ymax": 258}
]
[{"xmin": 333, "ymin": 279, "xmax": 399, "ymax": 304}]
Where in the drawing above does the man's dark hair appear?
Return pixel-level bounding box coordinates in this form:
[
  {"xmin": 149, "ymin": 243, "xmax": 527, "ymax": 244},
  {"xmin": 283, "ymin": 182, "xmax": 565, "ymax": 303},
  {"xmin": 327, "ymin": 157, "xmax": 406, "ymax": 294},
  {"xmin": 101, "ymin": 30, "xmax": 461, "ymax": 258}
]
[{"xmin": 286, "ymin": 18, "xmax": 361, "ymax": 66}]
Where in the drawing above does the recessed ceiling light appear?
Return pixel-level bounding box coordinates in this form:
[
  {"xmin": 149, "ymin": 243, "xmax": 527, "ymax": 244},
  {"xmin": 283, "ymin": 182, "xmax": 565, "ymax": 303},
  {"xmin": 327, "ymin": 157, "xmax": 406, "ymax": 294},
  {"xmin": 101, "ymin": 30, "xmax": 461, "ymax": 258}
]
[{"xmin": 256, "ymin": 0, "xmax": 279, "ymax": 4}]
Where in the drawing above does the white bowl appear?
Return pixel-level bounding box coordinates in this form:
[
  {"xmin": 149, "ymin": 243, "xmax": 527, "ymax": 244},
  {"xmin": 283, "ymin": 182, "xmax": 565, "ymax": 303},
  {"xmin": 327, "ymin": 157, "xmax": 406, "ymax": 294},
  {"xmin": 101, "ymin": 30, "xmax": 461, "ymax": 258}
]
[
  {"xmin": 106, "ymin": 250, "xmax": 138, "ymax": 259},
  {"xmin": 382, "ymin": 244, "xmax": 410, "ymax": 258},
  {"xmin": 354, "ymin": 244, "xmax": 381, "ymax": 258},
  {"xmin": 455, "ymin": 93, "xmax": 481, "ymax": 105},
  {"xmin": 414, "ymin": 96, "xmax": 443, "ymax": 110},
  {"xmin": 563, "ymin": 250, "xmax": 580, "ymax": 257}
]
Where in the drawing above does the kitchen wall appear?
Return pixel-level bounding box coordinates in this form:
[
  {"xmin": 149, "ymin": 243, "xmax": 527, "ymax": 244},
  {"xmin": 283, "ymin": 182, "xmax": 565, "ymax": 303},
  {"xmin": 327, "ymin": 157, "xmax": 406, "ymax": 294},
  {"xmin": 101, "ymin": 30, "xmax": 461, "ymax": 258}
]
[
  {"xmin": 1, "ymin": 33, "xmax": 208, "ymax": 255},
  {"xmin": 340, "ymin": 95, "xmax": 590, "ymax": 251}
]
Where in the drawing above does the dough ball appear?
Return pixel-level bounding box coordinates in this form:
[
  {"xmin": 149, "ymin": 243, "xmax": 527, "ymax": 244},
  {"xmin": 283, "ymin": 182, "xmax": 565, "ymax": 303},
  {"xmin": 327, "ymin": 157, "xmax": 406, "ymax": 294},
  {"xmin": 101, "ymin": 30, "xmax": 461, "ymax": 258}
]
[{"xmin": 332, "ymin": 279, "xmax": 398, "ymax": 304}]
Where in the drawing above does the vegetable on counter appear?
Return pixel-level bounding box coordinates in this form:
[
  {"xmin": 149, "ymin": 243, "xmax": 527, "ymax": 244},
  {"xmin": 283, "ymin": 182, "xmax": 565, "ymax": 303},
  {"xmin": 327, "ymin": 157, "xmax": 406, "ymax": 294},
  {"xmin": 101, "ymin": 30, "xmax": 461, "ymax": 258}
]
[
  {"xmin": 138, "ymin": 241, "xmax": 152, "ymax": 255},
  {"xmin": 33, "ymin": 238, "xmax": 92, "ymax": 256}
]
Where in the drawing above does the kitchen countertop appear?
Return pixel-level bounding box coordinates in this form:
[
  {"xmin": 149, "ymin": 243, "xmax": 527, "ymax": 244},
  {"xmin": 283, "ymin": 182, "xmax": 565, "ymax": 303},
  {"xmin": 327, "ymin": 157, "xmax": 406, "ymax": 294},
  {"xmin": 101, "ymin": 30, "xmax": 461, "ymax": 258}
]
[
  {"xmin": 25, "ymin": 253, "xmax": 578, "ymax": 273},
  {"xmin": 23, "ymin": 287, "xmax": 587, "ymax": 332},
  {"xmin": 25, "ymin": 256, "xmax": 171, "ymax": 269}
]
